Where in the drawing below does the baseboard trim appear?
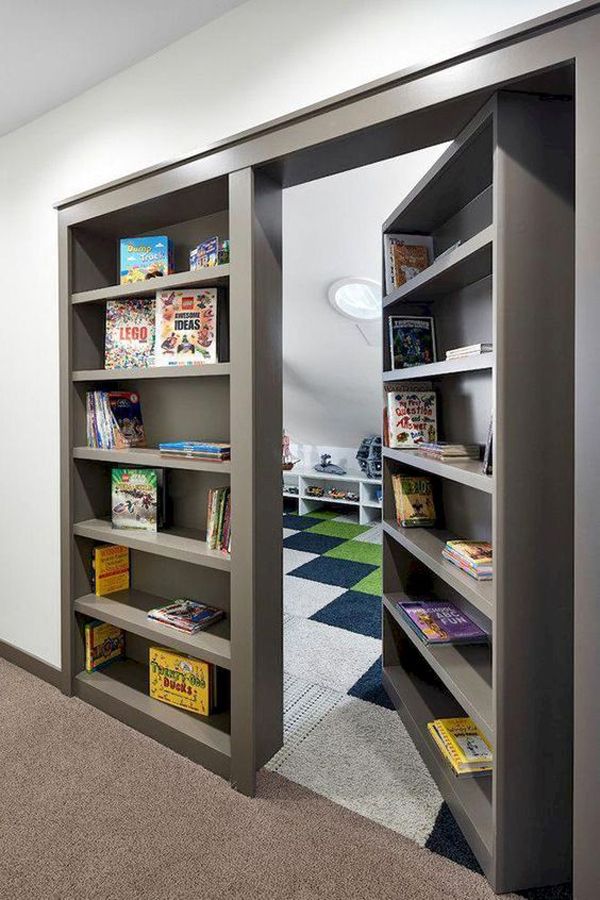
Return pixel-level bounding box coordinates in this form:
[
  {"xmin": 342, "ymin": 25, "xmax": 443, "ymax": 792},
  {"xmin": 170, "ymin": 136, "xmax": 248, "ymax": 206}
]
[{"xmin": 0, "ymin": 639, "xmax": 62, "ymax": 690}]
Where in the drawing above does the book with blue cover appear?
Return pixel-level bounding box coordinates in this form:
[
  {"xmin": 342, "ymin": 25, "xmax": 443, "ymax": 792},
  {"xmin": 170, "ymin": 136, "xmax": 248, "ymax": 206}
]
[{"xmin": 388, "ymin": 316, "xmax": 436, "ymax": 369}]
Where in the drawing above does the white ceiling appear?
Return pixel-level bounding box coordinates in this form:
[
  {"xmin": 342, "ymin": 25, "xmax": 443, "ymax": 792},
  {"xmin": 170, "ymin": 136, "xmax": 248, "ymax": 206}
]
[{"xmin": 0, "ymin": 0, "xmax": 247, "ymax": 137}]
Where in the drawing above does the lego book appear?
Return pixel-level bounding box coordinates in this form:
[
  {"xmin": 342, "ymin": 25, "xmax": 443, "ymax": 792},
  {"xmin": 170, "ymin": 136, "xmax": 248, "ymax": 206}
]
[
  {"xmin": 119, "ymin": 235, "xmax": 173, "ymax": 284},
  {"xmin": 149, "ymin": 646, "xmax": 215, "ymax": 716},
  {"xmin": 105, "ymin": 299, "xmax": 155, "ymax": 369},
  {"xmin": 111, "ymin": 467, "xmax": 164, "ymax": 532},
  {"xmin": 84, "ymin": 620, "xmax": 125, "ymax": 672},
  {"xmin": 155, "ymin": 289, "xmax": 218, "ymax": 366},
  {"xmin": 91, "ymin": 544, "xmax": 130, "ymax": 596}
]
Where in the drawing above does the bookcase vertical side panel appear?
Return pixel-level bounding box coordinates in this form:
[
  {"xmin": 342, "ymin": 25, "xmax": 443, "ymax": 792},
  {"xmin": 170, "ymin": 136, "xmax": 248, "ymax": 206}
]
[
  {"xmin": 59, "ymin": 216, "xmax": 74, "ymax": 694},
  {"xmin": 493, "ymin": 92, "xmax": 574, "ymax": 892},
  {"xmin": 228, "ymin": 167, "xmax": 283, "ymax": 796}
]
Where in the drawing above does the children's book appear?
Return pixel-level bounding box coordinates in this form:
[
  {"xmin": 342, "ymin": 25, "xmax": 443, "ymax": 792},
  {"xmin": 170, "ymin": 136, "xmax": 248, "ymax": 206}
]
[
  {"xmin": 155, "ymin": 289, "xmax": 218, "ymax": 366},
  {"xmin": 149, "ymin": 646, "xmax": 215, "ymax": 716},
  {"xmin": 108, "ymin": 391, "xmax": 146, "ymax": 448},
  {"xmin": 105, "ymin": 299, "xmax": 155, "ymax": 369},
  {"xmin": 111, "ymin": 467, "xmax": 164, "ymax": 532},
  {"xmin": 387, "ymin": 388, "xmax": 437, "ymax": 447},
  {"xmin": 392, "ymin": 474, "xmax": 436, "ymax": 527},
  {"xmin": 190, "ymin": 237, "xmax": 230, "ymax": 270},
  {"xmin": 397, "ymin": 600, "xmax": 488, "ymax": 644},
  {"xmin": 427, "ymin": 717, "xmax": 493, "ymax": 776},
  {"xmin": 388, "ymin": 316, "xmax": 436, "ymax": 369},
  {"xmin": 91, "ymin": 544, "xmax": 130, "ymax": 596},
  {"xmin": 119, "ymin": 235, "xmax": 173, "ymax": 284},
  {"xmin": 384, "ymin": 234, "xmax": 433, "ymax": 294},
  {"xmin": 84, "ymin": 620, "xmax": 125, "ymax": 672}
]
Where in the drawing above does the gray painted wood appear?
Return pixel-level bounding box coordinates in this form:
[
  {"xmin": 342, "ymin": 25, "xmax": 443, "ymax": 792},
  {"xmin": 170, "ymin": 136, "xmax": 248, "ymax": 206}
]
[
  {"xmin": 73, "ymin": 590, "xmax": 231, "ymax": 668},
  {"xmin": 228, "ymin": 168, "xmax": 283, "ymax": 795},
  {"xmin": 72, "ymin": 265, "xmax": 230, "ymax": 304},
  {"xmin": 384, "ymin": 354, "xmax": 493, "ymax": 382},
  {"xmin": 383, "ymin": 448, "xmax": 493, "ymax": 495},
  {"xmin": 72, "ymin": 446, "xmax": 232, "ymax": 474},
  {"xmin": 72, "ymin": 363, "xmax": 231, "ymax": 381}
]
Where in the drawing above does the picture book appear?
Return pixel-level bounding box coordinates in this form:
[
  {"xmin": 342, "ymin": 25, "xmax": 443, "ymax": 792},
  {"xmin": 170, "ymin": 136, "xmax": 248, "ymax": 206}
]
[
  {"xmin": 105, "ymin": 299, "xmax": 155, "ymax": 369},
  {"xmin": 108, "ymin": 391, "xmax": 146, "ymax": 448},
  {"xmin": 149, "ymin": 646, "xmax": 214, "ymax": 716},
  {"xmin": 427, "ymin": 717, "xmax": 493, "ymax": 776},
  {"xmin": 147, "ymin": 600, "xmax": 225, "ymax": 635},
  {"xmin": 388, "ymin": 316, "xmax": 436, "ymax": 369},
  {"xmin": 190, "ymin": 237, "xmax": 230, "ymax": 270},
  {"xmin": 387, "ymin": 388, "xmax": 437, "ymax": 447},
  {"xmin": 119, "ymin": 235, "xmax": 173, "ymax": 284},
  {"xmin": 392, "ymin": 474, "xmax": 436, "ymax": 527},
  {"xmin": 91, "ymin": 544, "xmax": 130, "ymax": 596},
  {"xmin": 397, "ymin": 600, "xmax": 488, "ymax": 644},
  {"xmin": 384, "ymin": 233, "xmax": 433, "ymax": 294},
  {"xmin": 445, "ymin": 541, "xmax": 492, "ymax": 565},
  {"xmin": 111, "ymin": 467, "xmax": 163, "ymax": 532},
  {"xmin": 155, "ymin": 289, "xmax": 218, "ymax": 366},
  {"xmin": 84, "ymin": 620, "xmax": 125, "ymax": 672}
]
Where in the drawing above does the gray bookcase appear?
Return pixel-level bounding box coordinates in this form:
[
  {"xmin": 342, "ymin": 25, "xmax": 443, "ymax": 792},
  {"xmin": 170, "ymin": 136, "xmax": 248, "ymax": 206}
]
[
  {"xmin": 59, "ymin": 169, "xmax": 283, "ymax": 796},
  {"xmin": 381, "ymin": 91, "xmax": 574, "ymax": 894}
]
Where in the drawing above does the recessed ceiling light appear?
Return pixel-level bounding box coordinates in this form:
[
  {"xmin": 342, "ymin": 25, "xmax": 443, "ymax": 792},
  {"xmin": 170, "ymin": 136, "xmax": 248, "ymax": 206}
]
[{"xmin": 328, "ymin": 278, "xmax": 381, "ymax": 321}]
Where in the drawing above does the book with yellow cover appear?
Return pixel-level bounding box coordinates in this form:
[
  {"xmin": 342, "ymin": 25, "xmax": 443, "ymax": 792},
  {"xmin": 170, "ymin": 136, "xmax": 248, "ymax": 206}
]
[
  {"xmin": 149, "ymin": 646, "xmax": 214, "ymax": 716},
  {"xmin": 428, "ymin": 717, "xmax": 492, "ymax": 776},
  {"xmin": 92, "ymin": 544, "xmax": 130, "ymax": 596},
  {"xmin": 84, "ymin": 620, "xmax": 125, "ymax": 672},
  {"xmin": 392, "ymin": 474, "xmax": 436, "ymax": 527}
]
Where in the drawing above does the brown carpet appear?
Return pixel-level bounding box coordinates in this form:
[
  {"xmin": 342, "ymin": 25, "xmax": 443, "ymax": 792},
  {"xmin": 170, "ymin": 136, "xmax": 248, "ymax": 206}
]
[{"xmin": 0, "ymin": 658, "xmax": 514, "ymax": 900}]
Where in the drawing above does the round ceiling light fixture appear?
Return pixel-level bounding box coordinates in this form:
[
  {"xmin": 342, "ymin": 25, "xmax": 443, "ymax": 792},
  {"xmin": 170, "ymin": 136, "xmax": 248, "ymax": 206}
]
[{"xmin": 328, "ymin": 277, "xmax": 381, "ymax": 321}]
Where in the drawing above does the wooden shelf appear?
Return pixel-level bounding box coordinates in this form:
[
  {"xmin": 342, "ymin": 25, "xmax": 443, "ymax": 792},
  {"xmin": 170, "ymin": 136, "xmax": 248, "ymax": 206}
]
[
  {"xmin": 73, "ymin": 518, "xmax": 231, "ymax": 571},
  {"xmin": 382, "ymin": 520, "xmax": 493, "ymax": 619},
  {"xmin": 383, "ymin": 447, "xmax": 493, "ymax": 494},
  {"xmin": 75, "ymin": 659, "xmax": 231, "ymax": 777},
  {"xmin": 383, "ymin": 593, "xmax": 493, "ymax": 741},
  {"xmin": 74, "ymin": 589, "xmax": 231, "ymax": 669},
  {"xmin": 72, "ymin": 266, "xmax": 230, "ymax": 304},
  {"xmin": 384, "ymin": 353, "xmax": 493, "ymax": 382},
  {"xmin": 382, "ymin": 662, "xmax": 492, "ymax": 871},
  {"xmin": 383, "ymin": 226, "xmax": 493, "ymax": 308},
  {"xmin": 301, "ymin": 494, "xmax": 359, "ymax": 507},
  {"xmin": 73, "ymin": 363, "xmax": 231, "ymax": 382},
  {"xmin": 73, "ymin": 446, "xmax": 231, "ymax": 474}
]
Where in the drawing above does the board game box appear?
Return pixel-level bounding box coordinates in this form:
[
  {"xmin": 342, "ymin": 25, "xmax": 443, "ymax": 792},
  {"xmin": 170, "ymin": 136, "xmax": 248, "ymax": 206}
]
[
  {"xmin": 105, "ymin": 298, "xmax": 155, "ymax": 369},
  {"xmin": 155, "ymin": 289, "xmax": 218, "ymax": 366},
  {"xmin": 119, "ymin": 235, "xmax": 173, "ymax": 284},
  {"xmin": 149, "ymin": 646, "xmax": 215, "ymax": 716}
]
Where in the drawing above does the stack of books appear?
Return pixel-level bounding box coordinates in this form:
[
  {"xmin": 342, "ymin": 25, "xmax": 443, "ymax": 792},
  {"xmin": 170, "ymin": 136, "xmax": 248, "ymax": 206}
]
[
  {"xmin": 147, "ymin": 599, "xmax": 225, "ymax": 634},
  {"xmin": 159, "ymin": 441, "xmax": 230, "ymax": 462},
  {"xmin": 207, "ymin": 487, "xmax": 231, "ymax": 552},
  {"xmin": 417, "ymin": 441, "xmax": 480, "ymax": 461},
  {"xmin": 397, "ymin": 600, "xmax": 488, "ymax": 644},
  {"xmin": 446, "ymin": 343, "xmax": 492, "ymax": 359},
  {"xmin": 428, "ymin": 717, "xmax": 493, "ymax": 777},
  {"xmin": 442, "ymin": 540, "xmax": 492, "ymax": 581}
]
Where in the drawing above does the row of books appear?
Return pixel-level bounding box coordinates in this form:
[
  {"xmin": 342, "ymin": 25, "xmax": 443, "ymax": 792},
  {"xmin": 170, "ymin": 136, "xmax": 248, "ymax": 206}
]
[
  {"xmin": 105, "ymin": 291, "xmax": 220, "ymax": 370},
  {"xmin": 428, "ymin": 717, "xmax": 492, "ymax": 777},
  {"xmin": 387, "ymin": 312, "xmax": 492, "ymax": 372},
  {"xmin": 86, "ymin": 390, "xmax": 146, "ymax": 449},
  {"xmin": 120, "ymin": 234, "xmax": 228, "ymax": 285},
  {"xmin": 84, "ymin": 621, "xmax": 220, "ymax": 717},
  {"xmin": 159, "ymin": 441, "xmax": 230, "ymax": 462},
  {"xmin": 207, "ymin": 487, "xmax": 231, "ymax": 552}
]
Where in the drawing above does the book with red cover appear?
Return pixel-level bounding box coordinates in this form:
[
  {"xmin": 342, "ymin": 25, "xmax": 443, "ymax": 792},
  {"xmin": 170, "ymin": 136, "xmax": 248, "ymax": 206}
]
[{"xmin": 397, "ymin": 600, "xmax": 488, "ymax": 644}]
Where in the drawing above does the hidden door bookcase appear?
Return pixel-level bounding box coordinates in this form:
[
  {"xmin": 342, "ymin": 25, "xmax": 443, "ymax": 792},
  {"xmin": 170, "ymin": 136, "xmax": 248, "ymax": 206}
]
[
  {"xmin": 59, "ymin": 169, "xmax": 283, "ymax": 796},
  {"xmin": 381, "ymin": 92, "xmax": 574, "ymax": 893}
]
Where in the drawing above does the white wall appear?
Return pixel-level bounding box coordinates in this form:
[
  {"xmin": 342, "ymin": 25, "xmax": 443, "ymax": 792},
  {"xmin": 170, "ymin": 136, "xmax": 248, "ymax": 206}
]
[
  {"xmin": 0, "ymin": 0, "xmax": 569, "ymax": 666},
  {"xmin": 283, "ymin": 149, "xmax": 447, "ymax": 450}
]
